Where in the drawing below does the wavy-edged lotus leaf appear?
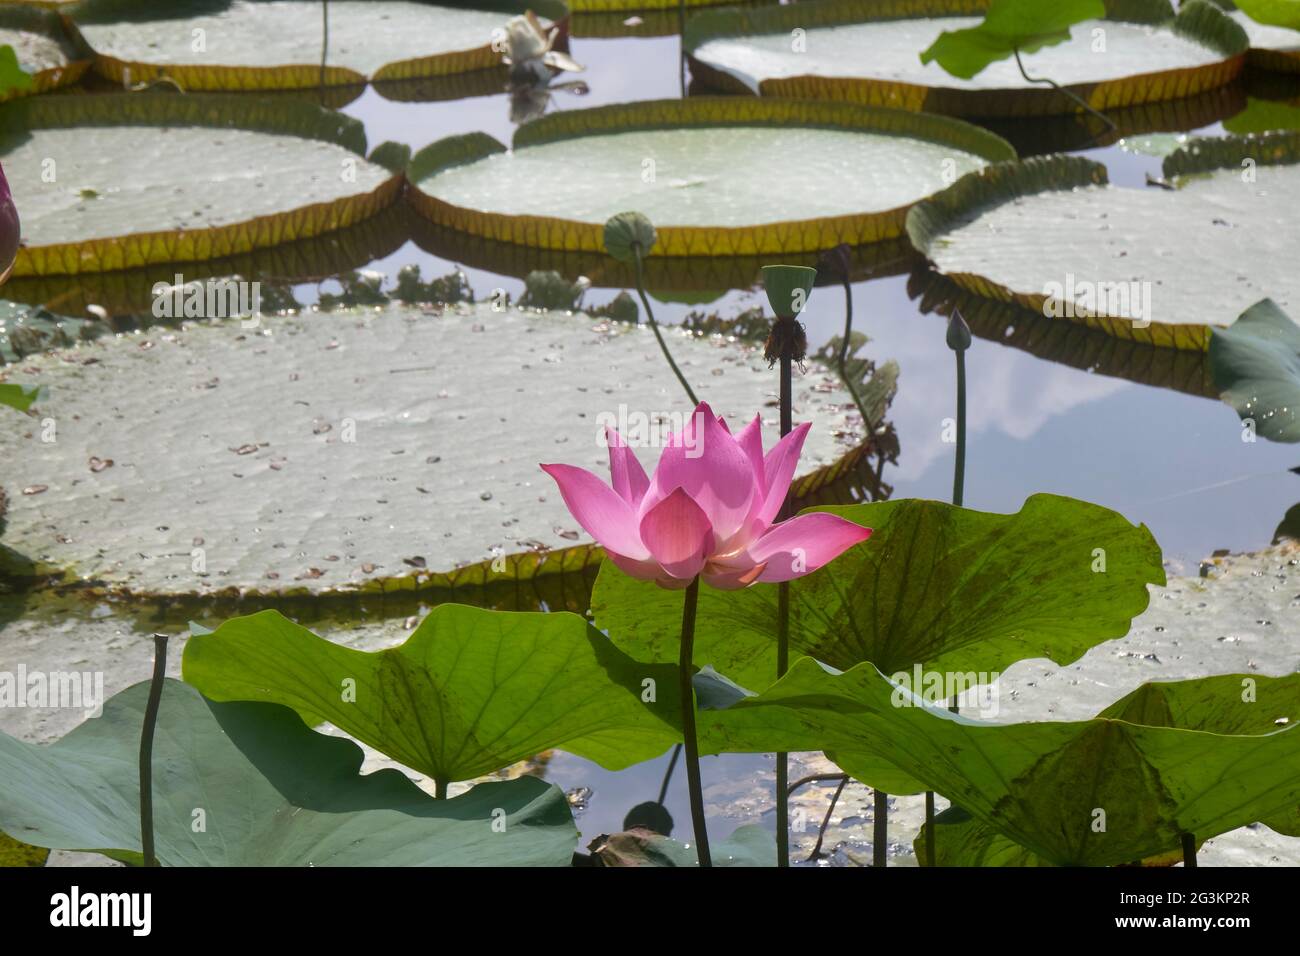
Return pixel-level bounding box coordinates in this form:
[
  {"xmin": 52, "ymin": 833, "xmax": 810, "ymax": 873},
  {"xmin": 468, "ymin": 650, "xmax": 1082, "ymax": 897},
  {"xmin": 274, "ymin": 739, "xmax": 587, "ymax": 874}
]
[
  {"xmin": 2, "ymin": 92, "xmax": 400, "ymax": 277},
  {"xmin": 1209, "ymin": 298, "xmax": 1300, "ymax": 442},
  {"xmin": 592, "ymin": 823, "xmax": 776, "ymax": 867},
  {"xmin": 761, "ymin": 265, "xmax": 817, "ymax": 317},
  {"xmin": 70, "ymin": 0, "xmax": 568, "ymax": 88},
  {"xmin": 0, "ymin": 302, "xmax": 867, "ymax": 597},
  {"xmin": 0, "ymin": 381, "xmax": 39, "ymax": 411},
  {"xmin": 182, "ymin": 606, "xmax": 684, "ymax": 783},
  {"xmin": 1234, "ymin": 0, "xmax": 1300, "ymax": 29},
  {"xmin": 907, "ymin": 138, "xmax": 1300, "ymax": 349},
  {"xmin": 920, "ymin": 0, "xmax": 1106, "ymax": 79},
  {"xmin": 0, "ymin": 4, "xmax": 89, "ymax": 99},
  {"xmin": 0, "ymin": 678, "xmax": 579, "ymax": 866},
  {"xmin": 686, "ymin": 0, "xmax": 1245, "ymax": 117},
  {"xmin": 915, "ymin": 672, "xmax": 1300, "ymax": 864},
  {"xmin": 592, "ymin": 494, "xmax": 1164, "ymax": 694},
  {"xmin": 603, "ymin": 211, "xmax": 657, "ymax": 263},
  {"xmin": 409, "ymin": 97, "xmax": 1015, "ymax": 256},
  {"xmin": 699, "ymin": 662, "xmax": 1300, "ymax": 866}
]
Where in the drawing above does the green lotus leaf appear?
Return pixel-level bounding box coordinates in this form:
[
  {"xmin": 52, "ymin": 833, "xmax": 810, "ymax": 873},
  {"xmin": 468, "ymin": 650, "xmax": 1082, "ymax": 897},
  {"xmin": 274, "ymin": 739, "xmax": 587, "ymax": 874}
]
[
  {"xmin": 698, "ymin": 662, "xmax": 1300, "ymax": 866},
  {"xmin": 182, "ymin": 606, "xmax": 684, "ymax": 784},
  {"xmin": 0, "ymin": 381, "xmax": 39, "ymax": 412},
  {"xmin": 70, "ymin": 0, "xmax": 569, "ymax": 89},
  {"xmin": 1224, "ymin": 96, "xmax": 1300, "ymax": 133},
  {"xmin": 591, "ymin": 494, "xmax": 1164, "ymax": 694},
  {"xmin": 591, "ymin": 823, "xmax": 776, "ymax": 867},
  {"xmin": 0, "ymin": 679, "xmax": 579, "ymax": 866},
  {"xmin": 2, "ymin": 92, "xmax": 400, "ymax": 277},
  {"xmin": 1209, "ymin": 298, "xmax": 1300, "ymax": 442},
  {"xmin": 0, "ymin": 45, "xmax": 32, "ymax": 94},
  {"xmin": 603, "ymin": 211, "xmax": 657, "ymax": 263},
  {"xmin": 908, "ymin": 140, "xmax": 1300, "ymax": 349},
  {"xmin": 409, "ymin": 98, "xmax": 1014, "ymax": 256},
  {"xmin": 761, "ymin": 265, "xmax": 817, "ymax": 317},
  {"xmin": 0, "ymin": 302, "xmax": 866, "ymax": 598},
  {"xmin": 0, "ymin": 5, "xmax": 88, "ymax": 100},
  {"xmin": 921, "ymin": 0, "xmax": 1106, "ymax": 79},
  {"xmin": 1235, "ymin": 0, "xmax": 1300, "ymax": 29},
  {"xmin": 686, "ymin": 0, "xmax": 1241, "ymax": 117}
]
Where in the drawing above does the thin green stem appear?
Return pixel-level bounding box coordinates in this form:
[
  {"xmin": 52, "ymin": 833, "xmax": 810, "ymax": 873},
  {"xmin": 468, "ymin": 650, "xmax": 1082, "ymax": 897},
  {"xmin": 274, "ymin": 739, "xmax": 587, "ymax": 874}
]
[
  {"xmin": 953, "ymin": 348, "xmax": 966, "ymax": 510},
  {"xmin": 434, "ymin": 777, "xmax": 449, "ymax": 800},
  {"xmin": 320, "ymin": 0, "xmax": 329, "ymax": 101},
  {"xmin": 139, "ymin": 633, "xmax": 169, "ymax": 868},
  {"xmin": 925, "ymin": 791, "xmax": 936, "ymax": 866},
  {"xmin": 679, "ymin": 576, "xmax": 711, "ymax": 867},
  {"xmin": 1182, "ymin": 833, "xmax": 1197, "ymax": 868},
  {"xmin": 873, "ymin": 789, "xmax": 888, "ymax": 867},
  {"xmin": 836, "ymin": 261, "xmax": 876, "ymax": 432},
  {"xmin": 633, "ymin": 245, "xmax": 698, "ymax": 406},
  {"xmin": 657, "ymin": 743, "xmax": 683, "ymax": 805},
  {"xmin": 1013, "ymin": 47, "xmax": 1116, "ymax": 134},
  {"xmin": 806, "ymin": 775, "xmax": 848, "ymax": 863},
  {"xmin": 776, "ymin": 342, "xmax": 794, "ymax": 867}
]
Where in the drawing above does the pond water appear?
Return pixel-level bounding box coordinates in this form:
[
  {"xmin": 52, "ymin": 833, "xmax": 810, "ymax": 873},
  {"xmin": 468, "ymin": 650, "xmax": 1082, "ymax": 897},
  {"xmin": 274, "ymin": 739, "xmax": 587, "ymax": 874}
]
[{"xmin": 4, "ymin": 25, "xmax": 1300, "ymax": 865}]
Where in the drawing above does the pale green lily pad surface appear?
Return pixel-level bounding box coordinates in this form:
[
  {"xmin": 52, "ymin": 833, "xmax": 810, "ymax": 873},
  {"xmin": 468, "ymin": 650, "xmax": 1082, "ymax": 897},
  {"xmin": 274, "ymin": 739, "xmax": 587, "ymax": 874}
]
[
  {"xmin": 0, "ymin": 26, "xmax": 69, "ymax": 74},
  {"xmin": 0, "ymin": 678, "xmax": 579, "ymax": 866},
  {"xmin": 692, "ymin": 18, "xmax": 1224, "ymax": 93},
  {"xmin": 5, "ymin": 123, "xmax": 390, "ymax": 248},
  {"xmin": 74, "ymin": 1, "xmax": 512, "ymax": 77},
  {"xmin": 926, "ymin": 160, "xmax": 1300, "ymax": 335},
  {"xmin": 0, "ymin": 303, "xmax": 864, "ymax": 596},
  {"xmin": 1231, "ymin": 8, "xmax": 1300, "ymax": 50},
  {"xmin": 420, "ymin": 127, "xmax": 991, "ymax": 226}
]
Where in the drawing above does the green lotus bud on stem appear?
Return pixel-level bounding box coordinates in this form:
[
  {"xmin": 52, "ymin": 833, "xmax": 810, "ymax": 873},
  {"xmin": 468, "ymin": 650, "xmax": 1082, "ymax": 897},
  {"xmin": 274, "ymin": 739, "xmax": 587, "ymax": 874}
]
[
  {"xmin": 946, "ymin": 308, "xmax": 972, "ymax": 352},
  {"xmin": 762, "ymin": 265, "xmax": 816, "ymax": 367},
  {"xmin": 603, "ymin": 211, "xmax": 657, "ymax": 263}
]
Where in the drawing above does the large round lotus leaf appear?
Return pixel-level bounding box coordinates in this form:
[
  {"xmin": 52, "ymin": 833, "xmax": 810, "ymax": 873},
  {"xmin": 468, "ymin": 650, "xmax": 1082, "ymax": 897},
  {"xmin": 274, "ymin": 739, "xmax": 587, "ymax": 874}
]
[
  {"xmin": 685, "ymin": 0, "xmax": 1246, "ymax": 116},
  {"xmin": 907, "ymin": 141, "xmax": 1300, "ymax": 349},
  {"xmin": 1228, "ymin": 5, "xmax": 1300, "ymax": 69},
  {"xmin": 0, "ymin": 302, "xmax": 867, "ymax": 598},
  {"xmin": 0, "ymin": 679, "xmax": 580, "ymax": 866},
  {"xmin": 409, "ymin": 99, "xmax": 1014, "ymax": 256},
  {"xmin": 71, "ymin": 0, "xmax": 563, "ymax": 88},
  {"xmin": 0, "ymin": 5, "xmax": 89, "ymax": 98},
  {"xmin": 0, "ymin": 93, "xmax": 399, "ymax": 276}
]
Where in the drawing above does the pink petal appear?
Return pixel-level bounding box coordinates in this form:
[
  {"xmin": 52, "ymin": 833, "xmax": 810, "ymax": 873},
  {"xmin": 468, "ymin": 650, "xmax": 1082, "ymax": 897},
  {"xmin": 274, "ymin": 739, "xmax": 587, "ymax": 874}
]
[
  {"xmin": 747, "ymin": 512, "xmax": 872, "ymax": 583},
  {"xmin": 638, "ymin": 487, "xmax": 713, "ymax": 581},
  {"xmin": 734, "ymin": 415, "xmax": 766, "ymax": 490},
  {"xmin": 702, "ymin": 560, "xmax": 767, "ymax": 590},
  {"xmin": 607, "ymin": 550, "xmax": 668, "ymax": 583},
  {"xmin": 640, "ymin": 402, "xmax": 758, "ymax": 545},
  {"xmin": 605, "ymin": 427, "xmax": 649, "ymax": 506},
  {"xmin": 756, "ymin": 422, "xmax": 811, "ymax": 528},
  {"xmin": 540, "ymin": 463, "xmax": 649, "ymax": 560}
]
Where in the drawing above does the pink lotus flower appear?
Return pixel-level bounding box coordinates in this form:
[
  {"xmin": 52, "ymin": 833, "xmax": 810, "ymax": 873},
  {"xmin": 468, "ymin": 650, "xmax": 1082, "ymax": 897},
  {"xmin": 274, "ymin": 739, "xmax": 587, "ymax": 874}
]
[
  {"xmin": 0, "ymin": 161, "xmax": 18, "ymax": 284},
  {"xmin": 541, "ymin": 401, "xmax": 871, "ymax": 589}
]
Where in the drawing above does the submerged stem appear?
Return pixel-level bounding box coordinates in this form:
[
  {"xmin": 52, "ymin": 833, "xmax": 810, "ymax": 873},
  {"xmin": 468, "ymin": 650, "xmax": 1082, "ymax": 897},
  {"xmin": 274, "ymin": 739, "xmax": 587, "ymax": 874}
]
[
  {"xmin": 679, "ymin": 576, "xmax": 711, "ymax": 866},
  {"xmin": 633, "ymin": 245, "xmax": 699, "ymax": 405},
  {"xmin": 139, "ymin": 633, "xmax": 169, "ymax": 867},
  {"xmin": 1013, "ymin": 47, "xmax": 1117, "ymax": 134}
]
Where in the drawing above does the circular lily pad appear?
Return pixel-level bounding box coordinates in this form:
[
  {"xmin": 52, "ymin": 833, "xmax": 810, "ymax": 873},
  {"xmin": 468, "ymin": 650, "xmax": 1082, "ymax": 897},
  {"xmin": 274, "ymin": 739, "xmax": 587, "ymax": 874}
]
[
  {"xmin": 1227, "ymin": 4, "xmax": 1300, "ymax": 72},
  {"xmin": 906, "ymin": 132, "xmax": 1300, "ymax": 349},
  {"xmin": 686, "ymin": 0, "xmax": 1247, "ymax": 117},
  {"xmin": 408, "ymin": 98, "xmax": 1015, "ymax": 256},
  {"xmin": 70, "ymin": 0, "xmax": 568, "ymax": 89},
  {"xmin": 0, "ymin": 302, "xmax": 871, "ymax": 598},
  {"xmin": 0, "ymin": 5, "xmax": 90, "ymax": 99},
  {"xmin": 0, "ymin": 92, "xmax": 402, "ymax": 277}
]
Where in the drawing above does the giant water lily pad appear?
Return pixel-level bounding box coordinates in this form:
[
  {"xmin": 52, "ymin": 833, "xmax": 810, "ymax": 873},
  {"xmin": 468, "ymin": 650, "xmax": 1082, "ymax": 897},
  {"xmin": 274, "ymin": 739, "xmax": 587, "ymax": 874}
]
[
  {"xmin": 71, "ymin": 0, "xmax": 567, "ymax": 88},
  {"xmin": 698, "ymin": 661, "xmax": 1300, "ymax": 866},
  {"xmin": 686, "ymin": 0, "xmax": 1247, "ymax": 117},
  {"xmin": 907, "ymin": 134, "xmax": 1300, "ymax": 349},
  {"xmin": 1225, "ymin": 2, "xmax": 1300, "ymax": 69},
  {"xmin": 0, "ymin": 5, "xmax": 90, "ymax": 98},
  {"xmin": 0, "ymin": 678, "xmax": 579, "ymax": 865},
  {"xmin": 408, "ymin": 98, "xmax": 1015, "ymax": 256},
  {"xmin": 0, "ymin": 93, "xmax": 401, "ymax": 277},
  {"xmin": 183, "ymin": 605, "xmax": 682, "ymax": 783},
  {"xmin": 0, "ymin": 301, "xmax": 868, "ymax": 597},
  {"xmin": 1209, "ymin": 298, "xmax": 1300, "ymax": 441},
  {"xmin": 592, "ymin": 494, "xmax": 1164, "ymax": 694}
]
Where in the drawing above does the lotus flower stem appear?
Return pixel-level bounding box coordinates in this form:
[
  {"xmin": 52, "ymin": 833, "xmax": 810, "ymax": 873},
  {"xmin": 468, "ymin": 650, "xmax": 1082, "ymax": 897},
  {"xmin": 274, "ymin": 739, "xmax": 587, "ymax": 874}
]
[
  {"xmin": 139, "ymin": 633, "xmax": 169, "ymax": 867},
  {"xmin": 632, "ymin": 245, "xmax": 699, "ymax": 406},
  {"xmin": 1013, "ymin": 48, "xmax": 1116, "ymax": 134},
  {"xmin": 925, "ymin": 791, "xmax": 936, "ymax": 866},
  {"xmin": 319, "ymin": 0, "xmax": 329, "ymax": 96},
  {"xmin": 775, "ymin": 329, "xmax": 795, "ymax": 867},
  {"xmin": 434, "ymin": 777, "xmax": 449, "ymax": 800},
  {"xmin": 953, "ymin": 351, "xmax": 966, "ymax": 509},
  {"xmin": 1182, "ymin": 833, "xmax": 1197, "ymax": 868},
  {"xmin": 678, "ymin": 576, "xmax": 712, "ymax": 866},
  {"xmin": 806, "ymin": 775, "xmax": 848, "ymax": 862},
  {"xmin": 657, "ymin": 744, "xmax": 683, "ymax": 805},
  {"xmin": 873, "ymin": 788, "xmax": 888, "ymax": 866}
]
